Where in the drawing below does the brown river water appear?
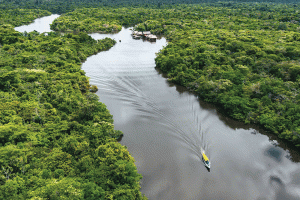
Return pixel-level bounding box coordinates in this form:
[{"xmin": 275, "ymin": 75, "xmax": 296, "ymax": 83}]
[{"xmin": 15, "ymin": 14, "xmax": 300, "ymax": 200}]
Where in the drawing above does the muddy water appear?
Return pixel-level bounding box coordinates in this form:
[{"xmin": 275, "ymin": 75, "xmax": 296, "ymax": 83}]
[{"xmin": 16, "ymin": 15, "xmax": 300, "ymax": 200}]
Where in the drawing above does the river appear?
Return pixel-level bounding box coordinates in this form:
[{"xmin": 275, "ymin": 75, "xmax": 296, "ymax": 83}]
[{"xmin": 15, "ymin": 14, "xmax": 300, "ymax": 200}]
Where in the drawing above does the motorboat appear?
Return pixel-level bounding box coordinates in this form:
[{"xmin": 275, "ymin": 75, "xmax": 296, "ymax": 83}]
[
  {"xmin": 201, "ymin": 148, "xmax": 210, "ymax": 169},
  {"xmin": 202, "ymin": 153, "xmax": 211, "ymax": 169}
]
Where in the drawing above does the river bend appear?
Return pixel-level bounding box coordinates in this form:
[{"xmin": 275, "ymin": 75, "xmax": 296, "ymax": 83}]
[{"xmin": 15, "ymin": 15, "xmax": 300, "ymax": 200}]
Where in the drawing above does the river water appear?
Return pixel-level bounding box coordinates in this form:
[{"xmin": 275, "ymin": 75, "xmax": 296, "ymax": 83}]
[
  {"xmin": 14, "ymin": 14, "xmax": 60, "ymax": 33},
  {"xmin": 15, "ymin": 14, "xmax": 300, "ymax": 200}
]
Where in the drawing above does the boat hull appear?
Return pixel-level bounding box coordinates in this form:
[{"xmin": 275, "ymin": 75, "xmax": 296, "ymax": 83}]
[{"xmin": 202, "ymin": 157, "xmax": 211, "ymax": 169}]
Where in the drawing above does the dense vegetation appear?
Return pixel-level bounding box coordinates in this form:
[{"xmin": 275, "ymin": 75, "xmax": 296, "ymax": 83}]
[
  {"xmin": 153, "ymin": 4, "xmax": 300, "ymax": 147},
  {"xmin": 0, "ymin": 11, "xmax": 147, "ymax": 200},
  {"xmin": 2, "ymin": 0, "xmax": 300, "ymax": 199},
  {"xmin": 52, "ymin": 3, "xmax": 300, "ymax": 148},
  {"xmin": 0, "ymin": 0, "xmax": 299, "ymax": 14},
  {"xmin": 0, "ymin": 9, "xmax": 51, "ymax": 27}
]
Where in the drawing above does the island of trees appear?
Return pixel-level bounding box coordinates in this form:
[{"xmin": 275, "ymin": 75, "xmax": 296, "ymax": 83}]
[{"xmin": 1, "ymin": 0, "xmax": 300, "ymax": 199}]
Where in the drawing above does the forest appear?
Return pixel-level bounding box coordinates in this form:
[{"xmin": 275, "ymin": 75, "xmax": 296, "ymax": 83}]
[
  {"xmin": 1, "ymin": 0, "xmax": 300, "ymax": 199},
  {"xmin": 50, "ymin": 3, "xmax": 300, "ymax": 148},
  {"xmin": 0, "ymin": 9, "xmax": 146, "ymax": 200},
  {"xmin": 1, "ymin": 0, "xmax": 299, "ymax": 14}
]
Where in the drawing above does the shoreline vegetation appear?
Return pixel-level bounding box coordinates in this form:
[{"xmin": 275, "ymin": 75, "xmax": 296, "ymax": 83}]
[
  {"xmin": 1, "ymin": 0, "xmax": 300, "ymax": 199},
  {"xmin": 50, "ymin": 4, "xmax": 300, "ymax": 149},
  {"xmin": 154, "ymin": 4, "xmax": 300, "ymax": 148},
  {"xmin": 0, "ymin": 9, "xmax": 51, "ymax": 27},
  {"xmin": 0, "ymin": 10, "xmax": 147, "ymax": 200}
]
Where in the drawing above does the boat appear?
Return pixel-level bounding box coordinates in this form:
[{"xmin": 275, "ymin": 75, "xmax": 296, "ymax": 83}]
[
  {"xmin": 201, "ymin": 148, "xmax": 211, "ymax": 169},
  {"xmin": 132, "ymin": 35, "xmax": 141, "ymax": 39}
]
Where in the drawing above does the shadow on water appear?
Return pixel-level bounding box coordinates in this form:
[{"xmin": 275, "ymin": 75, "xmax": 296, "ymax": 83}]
[
  {"xmin": 83, "ymin": 27, "xmax": 300, "ymax": 199},
  {"xmin": 206, "ymin": 166, "xmax": 210, "ymax": 172}
]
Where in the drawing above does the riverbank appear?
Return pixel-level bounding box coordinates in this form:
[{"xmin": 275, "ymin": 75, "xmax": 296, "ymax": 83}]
[
  {"xmin": 1, "ymin": 3, "xmax": 300, "ymax": 200},
  {"xmin": 154, "ymin": 3, "xmax": 300, "ymax": 148},
  {"xmin": 0, "ymin": 9, "xmax": 51, "ymax": 27},
  {"xmin": 82, "ymin": 26, "xmax": 300, "ymax": 200},
  {"xmin": 0, "ymin": 12, "xmax": 147, "ymax": 199},
  {"xmin": 49, "ymin": 4, "xmax": 300, "ymax": 148}
]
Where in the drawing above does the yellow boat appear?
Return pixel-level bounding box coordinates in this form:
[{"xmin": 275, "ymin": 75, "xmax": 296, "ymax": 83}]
[{"xmin": 201, "ymin": 148, "xmax": 211, "ymax": 169}]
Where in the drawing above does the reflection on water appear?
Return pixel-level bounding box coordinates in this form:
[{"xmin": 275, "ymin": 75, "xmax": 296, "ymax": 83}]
[
  {"xmin": 265, "ymin": 147, "xmax": 283, "ymax": 162},
  {"xmin": 15, "ymin": 16, "xmax": 300, "ymax": 200},
  {"xmin": 83, "ymin": 27, "xmax": 300, "ymax": 200}
]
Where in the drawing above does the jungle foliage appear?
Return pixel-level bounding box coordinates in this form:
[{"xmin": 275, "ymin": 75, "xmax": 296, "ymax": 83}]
[
  {"xmin": 0, "ymin": 11, "xmax": 147, "ymax": 200},
  {"xmin": 51, "ymin": 3, "xmax": 300, "ymax": 148},
  {"xmin": 2, "ymin": 1, "xmax": 300, "ymax": 199},
  {"xmin": 152, "ymin": 4, "xmax": 300, "ymax": 147},
  {"xmin": 0, "ymin": 0, "xmax": 299, "ymax": 14},
  {"xmin": 0, "ymin": 9, "xmax": 51, "ymax": 27}
]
